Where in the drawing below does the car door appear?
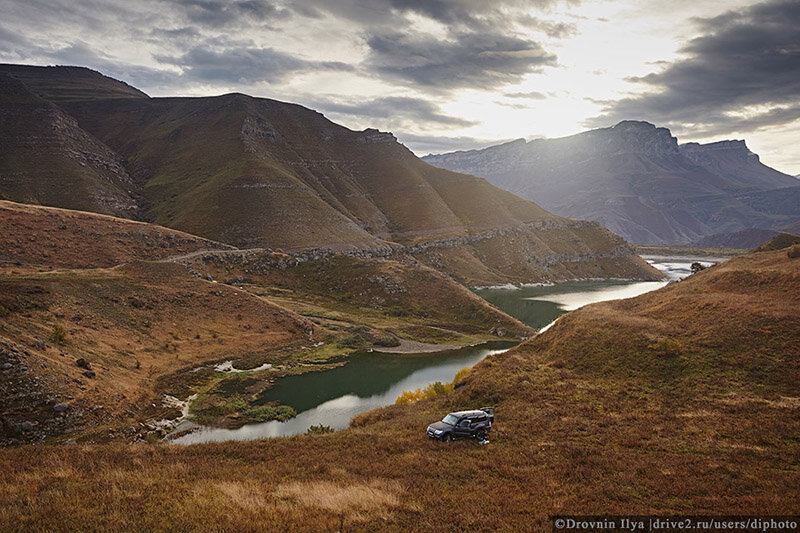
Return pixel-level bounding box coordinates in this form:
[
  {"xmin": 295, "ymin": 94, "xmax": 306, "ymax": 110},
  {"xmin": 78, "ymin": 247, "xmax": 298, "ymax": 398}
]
[
  {"xmin": 454, "ymin": 417, "xmax": 472, "ymax": 439},
  {"xmin": 472, "ymin": 415, "xmax": 487, "ymax": 434}
]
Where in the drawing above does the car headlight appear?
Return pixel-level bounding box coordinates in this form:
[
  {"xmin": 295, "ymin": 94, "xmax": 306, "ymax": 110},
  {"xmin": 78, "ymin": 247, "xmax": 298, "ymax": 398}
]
[{"xmin": 433, "ymin": 429, "xmax": 442, "ymax": 435}]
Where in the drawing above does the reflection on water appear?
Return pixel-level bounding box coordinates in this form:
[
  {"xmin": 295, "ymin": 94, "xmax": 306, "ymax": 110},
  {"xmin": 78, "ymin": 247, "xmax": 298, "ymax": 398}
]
[
  {"xmin": 474, "ymin": 256, "xmax": 718, "ymax": 328},
  {"xmin": 173, "ymin": 256, "xmax": 720, "ymax": 444},
  {"xmin": 172, "ymin": 342, "xmax": 514, "ymax": 444}
]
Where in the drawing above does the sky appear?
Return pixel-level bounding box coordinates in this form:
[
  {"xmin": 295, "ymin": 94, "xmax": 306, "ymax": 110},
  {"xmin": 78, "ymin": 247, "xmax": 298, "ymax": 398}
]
[{"xmin": 1, "ymin": 0, "xmax": 798, "ymax": 174}]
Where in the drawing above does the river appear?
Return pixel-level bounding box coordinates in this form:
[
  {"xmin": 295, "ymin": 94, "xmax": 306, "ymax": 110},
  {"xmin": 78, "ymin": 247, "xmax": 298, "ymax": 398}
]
[{"xmin": 172, "ymin": 255, "xmax": 717, "ymax": 444}]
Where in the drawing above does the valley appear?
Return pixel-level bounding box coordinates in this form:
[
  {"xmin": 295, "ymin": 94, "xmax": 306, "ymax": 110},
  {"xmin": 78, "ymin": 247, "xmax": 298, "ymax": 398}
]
[
  {"xmin": 0, "ymin": 235, "xmax": 797, "ymax": 531},
  {"xmin": 1, "ymin": 60, "xmax": 798, "ymax": 532}
]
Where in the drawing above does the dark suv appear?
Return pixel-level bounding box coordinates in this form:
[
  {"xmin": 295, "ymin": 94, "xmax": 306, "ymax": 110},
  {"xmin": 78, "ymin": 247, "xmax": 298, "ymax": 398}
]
[{"xmin": 426, "ymin": 408, "xmax": 494, "ymax": 442}]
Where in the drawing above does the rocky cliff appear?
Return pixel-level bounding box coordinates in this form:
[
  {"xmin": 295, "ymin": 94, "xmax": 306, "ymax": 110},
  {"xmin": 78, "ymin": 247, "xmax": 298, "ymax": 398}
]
[{"xmin": 424, "ymin": 121, "xmax": 800, "ymax": 245}]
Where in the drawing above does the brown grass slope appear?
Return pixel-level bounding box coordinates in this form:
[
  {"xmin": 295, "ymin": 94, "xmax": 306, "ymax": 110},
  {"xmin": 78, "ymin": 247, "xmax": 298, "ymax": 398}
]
[
  {"xmin": 0, "ymin": 261, "xmax": 313, "ymax": 445},
  {"xmin": 175, "ymin": 251, "xmax": 531, "ymax": 343},
  {"xmin": 0, "ymin": 200, "xmax": 233, "ymax": 269},
  {"xmin": 0, "ymin": 248, "xmax": 796, "ymax": 531},
  {"xmin": 0, "ymin": 63, "xmax": 658, "ymax": 284},
  {"xmin": 0, "ymin": 63, "xmax": 148, "ymax": 102}
]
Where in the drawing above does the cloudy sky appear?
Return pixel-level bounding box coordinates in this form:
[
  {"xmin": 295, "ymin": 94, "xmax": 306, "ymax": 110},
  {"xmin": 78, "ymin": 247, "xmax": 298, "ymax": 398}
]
[{"xmin": 2, "ymin": 0, "xmax": 798, "ymax": 173}]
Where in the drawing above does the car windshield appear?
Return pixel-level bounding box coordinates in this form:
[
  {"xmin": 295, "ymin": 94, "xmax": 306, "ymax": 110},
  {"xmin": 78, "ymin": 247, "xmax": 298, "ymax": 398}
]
[{"xmin": 442, "ymin": 414, "xmax": 459, "ymax": 425}]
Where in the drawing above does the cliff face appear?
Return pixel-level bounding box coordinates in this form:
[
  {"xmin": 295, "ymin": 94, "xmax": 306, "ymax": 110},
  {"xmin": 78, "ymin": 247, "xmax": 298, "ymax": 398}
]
[
  {"xmin": 424, "ymin": 121, "xmax": 800, "ymax": 245},
  {"xmin": 0, "ymin": 64, "xmax": 658, "ymax": 284}
]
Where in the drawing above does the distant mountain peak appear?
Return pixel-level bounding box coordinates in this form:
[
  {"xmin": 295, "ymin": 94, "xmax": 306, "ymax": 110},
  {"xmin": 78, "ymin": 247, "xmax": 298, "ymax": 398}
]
[
  {"xmin": 680, "ymin": 139, "xmax": 760, "ymax": 165},
  {"xmin": 424, "ymin": 120, "xmax": 799, "ymax": 246},
  {"xmin": 612, "ymin": 119, "xmax": 658, "ymax": 130}
]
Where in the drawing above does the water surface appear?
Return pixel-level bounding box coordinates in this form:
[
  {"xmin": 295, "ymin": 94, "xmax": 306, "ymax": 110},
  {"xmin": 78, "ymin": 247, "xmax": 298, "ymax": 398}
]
[
  {"xmin": 174, "ymin": 256, "xmax": 717, "ymax": 444},
  {"xmin": 173, "ymin": 341, "xmax": 514, "ymax": 444}
]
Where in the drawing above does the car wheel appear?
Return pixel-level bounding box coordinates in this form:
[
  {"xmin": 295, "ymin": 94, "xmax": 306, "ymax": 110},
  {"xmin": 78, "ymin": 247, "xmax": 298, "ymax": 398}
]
[
  {"xmin": 476, "ymin": 429, "xmax": 487, "ymax": 440},
  {"xmin": 442, "ymin": 433, "xmax": 452, "ymax": 442}
]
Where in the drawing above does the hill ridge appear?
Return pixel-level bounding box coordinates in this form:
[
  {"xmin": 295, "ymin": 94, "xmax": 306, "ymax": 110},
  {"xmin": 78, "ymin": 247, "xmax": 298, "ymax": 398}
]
[{"xmin": 0, "ymin": 63, "xmax": 659, "ymax": 285}]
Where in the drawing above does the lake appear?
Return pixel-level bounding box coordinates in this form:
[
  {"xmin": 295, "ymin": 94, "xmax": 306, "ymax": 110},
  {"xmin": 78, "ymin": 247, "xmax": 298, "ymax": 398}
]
[{"xmin": 173, "ymin": 255, "xmax": 715, "ymax": 444}]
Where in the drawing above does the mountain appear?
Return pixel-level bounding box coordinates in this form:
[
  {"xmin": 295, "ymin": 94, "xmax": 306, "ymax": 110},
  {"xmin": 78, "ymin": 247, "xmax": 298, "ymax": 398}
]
[
  {"xmin": 0, "ymin": 70, "xmax": 139, "ymax": 217},
  {"xmin": 423, "ymin": 121, "xmax": 800, "ymax": 245},
  {"xmin": 690, "ymin": 228, "xmax": 782, "ymax": 250},
  {"xmin": 0, "ymin": 64, "xmax": 658, "ymax": 285},
  {"xmin": 1, "ymin": 239, "xmax": 797, "ymax": 529}
]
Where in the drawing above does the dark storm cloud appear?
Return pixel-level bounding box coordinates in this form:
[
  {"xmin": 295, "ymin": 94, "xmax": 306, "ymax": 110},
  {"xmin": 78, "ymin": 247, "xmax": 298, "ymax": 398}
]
[
  {"xmin": 517, "ymin": 15, "xmax": 577, "ymax": 38},
  {"xmin": 46, "ymin": 42, "xmax": 177, "ymax": 92},
  {"xmin": 308, "ymin": 96, "xmax": 478, "ymax": 129},
  {"xmin": 0, "ymin": 0, "xmax": 568, "ymax": 99},
  {"xmin": 296, "ymin": 0, "xmax": 565, "ymax": 28},
  {"xmin": 157, "ymin": 46, "xmax": 353, "ymax": 84},
  {"xmin": 589, "ymin": 0, "xmax": 800, "ymax": 135},
  {"xmin": 170, "ymin": 0, "xmax": 290, "ymax": 26},
  {"xmin": 295, "ymin": 0, "xmax": 564, "ymax": 91},
  {"xmin": 366, "ymin": 31, "xmax": 557, "ymax": 90}
]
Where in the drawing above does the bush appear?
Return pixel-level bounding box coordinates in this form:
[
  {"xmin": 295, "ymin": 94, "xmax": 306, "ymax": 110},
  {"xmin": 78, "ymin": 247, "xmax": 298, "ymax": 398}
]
[
  {"xmin": 788, "ymin": 245, "xmax": 800, "ymax": 259},
  {"xmin": 395, "ymin": 380, "xmax": 454, "ymax": 405},
  {"xmin": 307, "ymin": 424, "xmax": 334, "ymax": 434},
  {"xmin": 244, "ymin": 404, "xmax": 296, "ymax": 422},
  {"xmin": 336, "ymin": 335, "xmax": 363, "ymax": 349},
  {"xmin": 50, "ymin": 325, "xmax": 68, "ymax": 345},
  {"xmin": 373, "ymin": 336, "xmax": 401, "ymax": 348},
  {"xmin": 647, "ymin": 337, "xmax": 685, "ymax": 357}
]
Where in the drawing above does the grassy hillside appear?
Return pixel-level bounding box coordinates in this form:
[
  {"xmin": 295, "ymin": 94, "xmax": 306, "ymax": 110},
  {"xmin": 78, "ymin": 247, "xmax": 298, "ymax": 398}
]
[
  {"xmin": 0, "ymin": 244, "xmax": 796, "ymax": 530},
  {"xmin": 0, "ymin": 202, "xmax": 531, "ymax": 444},
  {"xmin": 0, "ymin": 64, "xmax": 659, "ymax": 284},
  {"xmin": 0, "ymin": 200, "xmax": 233, "ymax": 269}
]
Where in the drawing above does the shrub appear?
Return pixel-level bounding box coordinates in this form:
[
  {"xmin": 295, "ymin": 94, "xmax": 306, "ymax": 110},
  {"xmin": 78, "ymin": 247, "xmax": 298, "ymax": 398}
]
[
  {"xmin": 373, "ymin": 336, "xmax": 401, "ymax": 348},
  {"xmin": 453, "ymin": 366, "xmax": 472, "ymax": 384},
  {"xmin": 50, "ymin": 325, "xmax": 68, "ymax": 345},
  {"xmin": 307, "ymin": 424, "xmax": 334, "ymax": 434},
  {"xmin": 647, "ymin": 337, "xmax": 685, "ymax": 357},
  {"xmin": 336, "ymin": 335, "xmax": 363, "ymax": 349},
  {"xmin": 395, "ymin": 380, "xmax": 454, "ymax": 405},
  {"xmin": 788, "ymin": 245, "xmax": 800, "ymax": 259},
  {"xmin": 244, "ymin": 404, "xmax": 296, "ymax": 422}
]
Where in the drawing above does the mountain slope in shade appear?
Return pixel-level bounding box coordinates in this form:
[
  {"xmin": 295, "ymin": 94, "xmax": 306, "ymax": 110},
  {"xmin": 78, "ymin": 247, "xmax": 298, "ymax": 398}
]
[
  {"xmin": 0, "ymin": 73, "xmax": 138, "ymax": 217},
  {"xmin": 423, "ymin": 121, "xmax": 800, "ymax": 245},
  {"xmin": 0, "ymin": 64, "xmax": 659, "ymax": 284}
]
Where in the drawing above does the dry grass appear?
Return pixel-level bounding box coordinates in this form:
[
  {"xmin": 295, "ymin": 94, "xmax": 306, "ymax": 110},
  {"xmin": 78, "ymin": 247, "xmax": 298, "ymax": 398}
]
[{"xmin": 0, "ymin": 249, "xmax": 797, "ymax": 531}]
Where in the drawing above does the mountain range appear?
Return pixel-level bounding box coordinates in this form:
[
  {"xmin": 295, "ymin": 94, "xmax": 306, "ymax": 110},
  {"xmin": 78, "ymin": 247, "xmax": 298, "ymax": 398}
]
[
  {"xmin": 0, "ymin": 64, "xmax": 657, "ymax": 285},
  {"xmin": 423, "ymin": 121, "xmax": 800, "ymax": 246}
]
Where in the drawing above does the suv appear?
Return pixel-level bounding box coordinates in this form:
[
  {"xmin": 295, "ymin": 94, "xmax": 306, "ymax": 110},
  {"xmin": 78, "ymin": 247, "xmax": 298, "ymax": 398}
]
[{"xmin": 426, "ymin": 408, "xmax": 494, "ymax": 442}]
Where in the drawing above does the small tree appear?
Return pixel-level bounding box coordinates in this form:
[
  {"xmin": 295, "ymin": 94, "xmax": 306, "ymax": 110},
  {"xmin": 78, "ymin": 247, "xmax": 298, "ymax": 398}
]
[{"xmin": 690, "ymin": 262, "xmax": 707, "ymax": 274}]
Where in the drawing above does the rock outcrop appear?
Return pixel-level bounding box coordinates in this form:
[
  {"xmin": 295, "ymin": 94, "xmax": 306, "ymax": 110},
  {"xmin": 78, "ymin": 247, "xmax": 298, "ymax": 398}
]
[{"xmin": 424, "ymin": 121, "xmax": 800, "ymax": 245}]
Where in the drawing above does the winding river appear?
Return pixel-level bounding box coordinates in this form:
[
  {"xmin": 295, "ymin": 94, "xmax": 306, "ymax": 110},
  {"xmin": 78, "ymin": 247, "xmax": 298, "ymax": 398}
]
[{"xmin": 172, "ymin": 255, "xmax": 717, "ymax": 444}]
